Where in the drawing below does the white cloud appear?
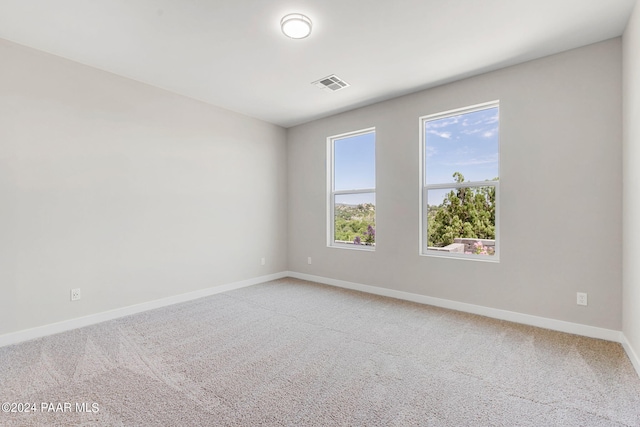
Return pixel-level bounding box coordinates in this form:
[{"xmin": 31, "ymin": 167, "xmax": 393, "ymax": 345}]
[
  {"xmin": 442, "ymin": 153, "xmax": 498, "ymax": 166},
  {"xmin": 427, "ymin": 130, "xmax": 452, "ymax": 139},
  {"xmin": 425, "ymin": 146, "xmax": 437, "ymax": 158},
  {"xmin": 461, "ymin": 128, "xmax": 483, "ymax": 135},
  {"xmin": 428, "ymin": 116, "xmax": 460, "ymax": 129},
  {"xmin": 484, "ymin": 114, "xmax": 499, "ymax": 124},
  {"xmin": 482, "ymin": 127, "xmax": 498, "ymax": 138},
  {"xmin": 462, "ymin": 118, "xmax": 483, "ymax": 127}
]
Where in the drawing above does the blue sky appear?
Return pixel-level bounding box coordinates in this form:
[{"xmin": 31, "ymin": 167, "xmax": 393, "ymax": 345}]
[
  {"xmin": 425, "ymin": 107, "xmax": 499, "ymax": 206},
  {"xmin": 333, "ymin": 131, "xmax": 376, "ymax": 205},
  {"xmin": 332, "ymin": 108, "xmax": 498, "ymax": 206},
  {"xmin": 334, "ymin": 131, "xmax": 375, "ymax": 191},
  {"xmin": 425, "ymin": 107, "xmax": 499, "ymax": 185}
]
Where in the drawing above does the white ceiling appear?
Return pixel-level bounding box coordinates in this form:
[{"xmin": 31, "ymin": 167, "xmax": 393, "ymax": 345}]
[{"xmin": 0, "ymin": 0, "xmax": 636, "ymax": 128}]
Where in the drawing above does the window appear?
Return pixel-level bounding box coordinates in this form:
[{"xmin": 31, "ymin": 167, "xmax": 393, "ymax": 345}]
[
  {"xmin": 328, "ymin": 128, "xmax": 376, "ymax": 249},
  {"xmin": 420, "ymin": 101, "xmax": 499, "ymax": 260}
]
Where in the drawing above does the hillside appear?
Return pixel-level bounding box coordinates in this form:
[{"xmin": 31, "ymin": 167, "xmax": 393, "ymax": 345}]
[{"xmin": 334, "ymin": 203, "xmax": 375, "ymax": 244}]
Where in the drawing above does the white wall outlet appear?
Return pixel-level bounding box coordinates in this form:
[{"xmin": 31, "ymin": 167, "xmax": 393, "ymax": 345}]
[
  {"xmin": 261, "ymin": 257, "xmax": 266, "ymax": 266},
  {"xmin": 71, "ymin": 288, "xmax": 81, "ymax": 301},
  {"xmin": 307, "ymin": 257, "xmax": 312, "ymax": 265},
  {"xmin": 577, "ymin": 292, "xmax": 588, "ymax": 306}
]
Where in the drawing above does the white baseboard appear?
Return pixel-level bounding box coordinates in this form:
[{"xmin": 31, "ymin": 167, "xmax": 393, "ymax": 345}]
[
  {"xmin": 621, "ymin": 334, "xmax": 640, "ymax": 378},
  {"xmin": 4, "ymin": 270, "xmax": 638, "ymax": 380},
  {"xmin": 0, "ymin": 271, "xmax": 288, "ymax": 348},
  {"xmin": 287, "ymin": 271, "xmax": 623, "ymax": 343}
]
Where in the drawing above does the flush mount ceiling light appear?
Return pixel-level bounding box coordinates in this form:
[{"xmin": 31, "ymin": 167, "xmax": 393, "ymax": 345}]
[{"xmin": 280, "ymin": 13, "xmax": 312, "ymax": 39}]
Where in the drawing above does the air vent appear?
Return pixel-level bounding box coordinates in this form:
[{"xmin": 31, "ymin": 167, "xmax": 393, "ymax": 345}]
[{"xmin": 312, "ymin": 74, "xmax": 350, "ymax": 92}]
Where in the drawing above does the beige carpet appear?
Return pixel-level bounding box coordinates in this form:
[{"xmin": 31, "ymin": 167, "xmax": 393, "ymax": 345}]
[{"xmin": 1, "ymin": 278, "xmax": 639, "ymax": 426}]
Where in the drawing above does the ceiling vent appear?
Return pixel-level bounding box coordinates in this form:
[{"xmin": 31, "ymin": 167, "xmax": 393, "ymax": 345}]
[{"xmin": 312, "ymin": 74, "xmax": 350, "ymax": 92}]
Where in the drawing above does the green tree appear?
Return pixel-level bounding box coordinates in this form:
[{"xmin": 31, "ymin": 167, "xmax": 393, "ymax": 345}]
[
  {"xmin": 427, "ymin": 172, "xmax": 496, "ymax": 247},
  {"xmin": 334, "ymin": 203, "xmax": 375, "ymax": 243}
]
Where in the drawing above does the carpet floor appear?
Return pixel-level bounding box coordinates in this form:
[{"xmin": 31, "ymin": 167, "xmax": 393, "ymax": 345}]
[{"xmin": 1, "ymin": 278, "xmax": 639, "ymax": 426}]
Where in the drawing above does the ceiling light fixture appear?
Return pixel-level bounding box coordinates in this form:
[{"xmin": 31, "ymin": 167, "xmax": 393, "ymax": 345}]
[{"xmin": 280, "ymin": 13, "xmax": 312, "ymax": 39}]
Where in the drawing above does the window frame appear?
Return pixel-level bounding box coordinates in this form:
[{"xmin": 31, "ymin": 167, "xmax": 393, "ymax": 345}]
[
  {"xmin": 327, "ymin": 127, "xmax": 376, "ymax": 251},
  {"xmin": 419, "ymin": 101, "xmax": 500, "ymax": 261}
]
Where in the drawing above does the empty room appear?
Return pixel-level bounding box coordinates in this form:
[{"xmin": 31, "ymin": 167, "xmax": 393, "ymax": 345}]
[{"xmin": 2, "ymin": 0, "xmax": 640, "ymax": 425}]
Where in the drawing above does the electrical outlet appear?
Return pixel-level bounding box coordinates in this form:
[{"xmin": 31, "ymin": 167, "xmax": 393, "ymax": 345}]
[
  {"xmin": 576, "ymin": 292, "xmax": 587, "ymax": 306},
  {"xmin": 307, "ymin": 257, "xmax": 312, "ymax": 265},
  {"xmin": 71, "ymin": 288, "xmax": 81, "ymax": 301},
  {"xmin": 261, "ymin": 257, "xmax": 266, "ymax": 266}
]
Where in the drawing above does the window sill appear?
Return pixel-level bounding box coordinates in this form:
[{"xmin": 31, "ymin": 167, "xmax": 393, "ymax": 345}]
[
  {"xmin": 328, "ymin": 243, "xmax": 375, "ymax": 251},
  {"xmin": 420, "ymin": 251, "xmax": 499, "ymax": 263}
]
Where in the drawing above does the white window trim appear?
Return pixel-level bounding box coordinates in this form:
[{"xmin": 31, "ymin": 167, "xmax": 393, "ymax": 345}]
[
  {"xmin": 418, "ymin": 100, "xmax": 500, "ymax": 262},
  {"xmin": 327, "ymin": 127, "xmax": 376, "ymax": 251}
]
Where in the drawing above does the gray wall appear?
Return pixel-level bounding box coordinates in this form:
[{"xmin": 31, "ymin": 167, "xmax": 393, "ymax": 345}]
[
  {"xmin": 623, "ymin": 4, "xmax": 640, "ymax": 359},
  {"xmin": 0, "ymin": 34, "xmax": 628, "ymax": 339},
  {"xmin": 288, "ymin": 39, "xmax": 622, "ymax": 330},
  {"xmin": 0, "ymin": 39, "xmax": 288, "ymax": 335}
]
